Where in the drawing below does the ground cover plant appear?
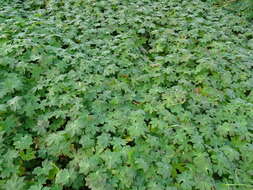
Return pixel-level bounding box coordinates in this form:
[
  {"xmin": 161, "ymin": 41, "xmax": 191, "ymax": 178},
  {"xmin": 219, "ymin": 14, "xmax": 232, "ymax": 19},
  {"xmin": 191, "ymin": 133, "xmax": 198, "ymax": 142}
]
[{"xmin": 0, "ymin": 0, "xmax": 253, "ymax": 189}]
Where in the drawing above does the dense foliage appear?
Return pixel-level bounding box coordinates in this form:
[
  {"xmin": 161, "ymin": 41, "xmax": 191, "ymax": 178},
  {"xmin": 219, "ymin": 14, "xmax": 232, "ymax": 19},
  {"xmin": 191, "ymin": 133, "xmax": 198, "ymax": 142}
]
[
  {"xmin": 0, "ymin": 0, "xmax": 253, "ymax": 190},
  {"xmin": 212, "ymin": 0, "xmax": 253, "ymax": 20}
]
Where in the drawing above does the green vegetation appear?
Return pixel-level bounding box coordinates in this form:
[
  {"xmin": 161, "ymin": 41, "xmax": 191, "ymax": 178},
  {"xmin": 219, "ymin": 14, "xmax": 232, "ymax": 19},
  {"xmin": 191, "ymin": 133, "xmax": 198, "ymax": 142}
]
[
  {"xmin": 213, "ymin": 0, "xmax": 253, "ymax": 20},
  {"xmin": 0, "ymin": 0, "xmax": 253, "ymax": 190}
]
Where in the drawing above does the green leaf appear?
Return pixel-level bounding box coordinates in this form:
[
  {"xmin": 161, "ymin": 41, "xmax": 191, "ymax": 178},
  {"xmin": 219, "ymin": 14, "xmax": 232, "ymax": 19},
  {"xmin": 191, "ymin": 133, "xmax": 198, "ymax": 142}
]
[
  {"xmin": 55, "ymin": 169, "xmax": 71, "ymax": 185},
  {"xmin": 14, "ymin": 135, "xmax": 33, "ymax": 150},
  {"xmin": 2, "ymin": 175, "xmax": 25, "ymax": 190}
]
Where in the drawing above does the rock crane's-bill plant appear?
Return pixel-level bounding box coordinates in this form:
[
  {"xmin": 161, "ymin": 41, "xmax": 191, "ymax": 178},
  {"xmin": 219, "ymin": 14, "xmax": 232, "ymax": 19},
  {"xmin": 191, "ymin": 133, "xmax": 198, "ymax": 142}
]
[{"xmin": 0, "ymin": 0, "xmax": 253, "ymax": 190}]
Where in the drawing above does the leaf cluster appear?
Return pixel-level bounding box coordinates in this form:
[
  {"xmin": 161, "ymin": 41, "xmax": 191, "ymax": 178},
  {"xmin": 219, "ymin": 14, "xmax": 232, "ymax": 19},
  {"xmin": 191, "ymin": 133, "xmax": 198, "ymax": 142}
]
[{"xmin": 0, "ymin": 0, "xmax": 253, "ymax": 190}]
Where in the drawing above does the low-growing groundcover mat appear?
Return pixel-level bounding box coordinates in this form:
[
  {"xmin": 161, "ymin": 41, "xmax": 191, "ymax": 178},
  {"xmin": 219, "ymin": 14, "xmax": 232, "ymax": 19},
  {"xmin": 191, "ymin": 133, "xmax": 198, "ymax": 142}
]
[{"xmin": 0, "ymin": 0, "xmax": 253, "ymax": 189}]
